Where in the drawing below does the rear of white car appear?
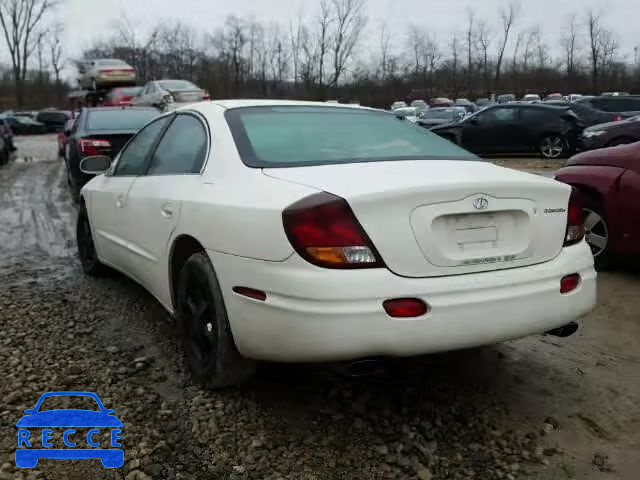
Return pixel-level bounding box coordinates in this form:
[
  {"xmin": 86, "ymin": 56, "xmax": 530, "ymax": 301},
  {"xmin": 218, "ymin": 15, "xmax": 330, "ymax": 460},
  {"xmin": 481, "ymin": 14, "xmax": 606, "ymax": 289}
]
[{"xmin": 210, "ymin": 104, "xmax": 596, "ymax": 362}]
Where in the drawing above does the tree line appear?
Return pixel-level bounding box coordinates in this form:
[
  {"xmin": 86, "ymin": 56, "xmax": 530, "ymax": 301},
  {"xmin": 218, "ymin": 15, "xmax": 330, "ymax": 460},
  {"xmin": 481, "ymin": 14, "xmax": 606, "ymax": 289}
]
[{"xmin": 0, "ymin": 0, "xmax": 638, "ymax": 109}]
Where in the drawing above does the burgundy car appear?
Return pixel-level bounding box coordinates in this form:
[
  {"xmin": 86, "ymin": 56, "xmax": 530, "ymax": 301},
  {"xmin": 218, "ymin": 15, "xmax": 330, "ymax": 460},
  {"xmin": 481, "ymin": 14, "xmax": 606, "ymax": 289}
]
[{"xmin": 554, "ymin": 142, "xmax": 640, "ymax": 269}]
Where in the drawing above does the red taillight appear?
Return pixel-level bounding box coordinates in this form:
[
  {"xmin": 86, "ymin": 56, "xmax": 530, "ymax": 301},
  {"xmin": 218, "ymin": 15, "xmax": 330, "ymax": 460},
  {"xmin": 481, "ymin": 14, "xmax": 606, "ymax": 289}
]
[
  {"xmin": 614, "ymin": 114, "xmax": 622, "ymax": 121},
  {"xmin": 282, "ymin": 192, "xmax": 384, "ymax": 269},
  {"xmin": 560, "ymin": 274, "xmax": 581, "ymax": 294},
  {"xmin": 203, "ymin": 91, "xmax": 211, "ymax": 100},
  {"xmin": 383, "ymin": 298, "xmax": 429, "ymax": 318},
  {"xmin": 79, "ymin": 138, "xmax": 111, "ymax": 156},
  {"xmin": 564, "ymin": 188, "xmax": 585, "ymax": 246},
  {"xmin": 232, "ymin": 286, "xmax": 267, "ymax": 301}
]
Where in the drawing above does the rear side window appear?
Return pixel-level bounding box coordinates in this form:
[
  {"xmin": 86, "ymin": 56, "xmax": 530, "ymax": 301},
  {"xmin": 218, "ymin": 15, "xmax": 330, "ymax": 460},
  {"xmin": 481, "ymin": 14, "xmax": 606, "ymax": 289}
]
[
  {"xmin": 226, "ymin": 107, "xmax": 476, "ymax": 167},
  {"xmin": 113, "ymin": 117, "xmax": 169, "ymax": 176},
  {"xmin": 147, "ymin": 114, "xmax": 208, "ymax": 175}
]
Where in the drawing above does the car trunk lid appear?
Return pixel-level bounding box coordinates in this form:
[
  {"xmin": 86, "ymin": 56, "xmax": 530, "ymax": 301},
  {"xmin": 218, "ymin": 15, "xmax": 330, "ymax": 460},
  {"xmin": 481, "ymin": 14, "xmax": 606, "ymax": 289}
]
[{"xmin": 265, "ymin": 160, "xmax": 571, "ymax": 278}]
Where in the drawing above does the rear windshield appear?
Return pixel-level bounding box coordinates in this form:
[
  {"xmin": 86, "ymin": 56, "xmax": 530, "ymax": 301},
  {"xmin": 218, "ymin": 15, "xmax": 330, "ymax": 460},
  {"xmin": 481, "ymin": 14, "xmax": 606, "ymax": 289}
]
[
  {"xmin": 158, "ymin": 80, "xmax": 196, "ymax": 90},
  {"xmin": 226, "ymin": 106, "xmax": 476, "ymax": 168},
  {"xmin": 111, "ymin": 87, "xmax": 142, "ymax": 97},
  {"xmin": 98, "ymin": 59, "xmax": 128, "ymax": 67},
  {"xmin": 87, "ymin": 109, "xmax": 159, "ymax": 131}
]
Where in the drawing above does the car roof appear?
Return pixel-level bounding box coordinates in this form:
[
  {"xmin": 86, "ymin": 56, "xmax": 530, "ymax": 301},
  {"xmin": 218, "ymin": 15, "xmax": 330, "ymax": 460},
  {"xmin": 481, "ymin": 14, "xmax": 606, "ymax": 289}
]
[
  {"xmin": 210, "ymin": 99, "xmax": 375, "ymax": 110},
  {"xmin": 85, "ymin": 106, "xmax": 158, "ymax": 113}
]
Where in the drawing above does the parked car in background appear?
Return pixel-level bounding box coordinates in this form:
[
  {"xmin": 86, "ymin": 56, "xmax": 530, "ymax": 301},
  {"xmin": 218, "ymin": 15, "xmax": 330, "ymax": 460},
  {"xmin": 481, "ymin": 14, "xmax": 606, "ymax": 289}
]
[
  {"xmin": 0, "ymin": 117, "xmax": 16, "ymax": 153},
  {"xmin": 543, "ymin": 100, "xmax": 624, "ymax": 127},
  {"xmin": 1, "ymin": 115, "xmax": 47, "ymax": 135},
  {"xmin": 523, "ymin": 94, "xmax": 541, "ymax": 103},
  {"xmin": 13, "ymin": 111, "xmax": 36, "ymax": 119},
  {"xmin": 35, "ymin": 110, "xmax": 71, "ymax": 133},
  {"xmin": 410, "ymin": 99, "xmax": 429, "ymax": 114},
  {"xmin": 64, "ymin": 107, "xmax": 160, "ymax": 201},
  {"xmin": 497, "ymin": 94, "xmax": 516, "ymax": 104},
  {"xmin": 454, "ymin": 99, "xmax": 477, "ymax": 114},
  {"xmin": 574, "ymin": 96, "xmax": 640, "ymax": 117},
  {"xmin": 431, "ymin": 104, "xmax": 581, "ymax": 158},
  {"xmin": 578, "ymin": 115, "xmax": 640, "ymax": 151},
  {"xmin": 392, "ymin": 106, "xmax": 419, "ymax": 122},
  {"xmin": 417, "ymin": 107, "xmax": 467, "ymax": 127},
  {"xmin": 132, "ymin": 79, "xmax": 209, "ymax": 110},
  {"xmin": 75, "ymin": 100, "xmax": 595, "ymax": 386},
  {"xmin": 475, "ymin": 98, "xmax": 493, "ymax": 107},
  {"xmin": 568, "ymin": 94, "xmax": 583, "ymax": 102},
  {"xmin": 78, "ymin": 58, "xmax": 136, "ymax": 91},
  {"xmin": 543, "ymin": 93, "xmax": 563, "ymax": 102},
  {"xmin": 390, "ymin": 101, "xmax": 407, "ymax": 110},
  {"xmin": 430, "ymin": 97, "xmax": 453, "ymax": 107},
  {"xmin": 102, "ymin": 87, "xmax": 143, "ymax": 106},
  {"xmin": 555, "ymin": 141, "xmax": 640, "ymax": 269},
  {"xmin": 58, "ymin": 118, "xmax": 77, "ymax": 157},
  {"xmin": 601, "ymin": 92, "xmax": 629, "ymax": 97}
]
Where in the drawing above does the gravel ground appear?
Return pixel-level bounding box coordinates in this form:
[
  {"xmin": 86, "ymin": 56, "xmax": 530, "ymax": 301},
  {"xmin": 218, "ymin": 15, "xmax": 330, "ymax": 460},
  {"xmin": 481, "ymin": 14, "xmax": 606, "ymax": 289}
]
[{"xmin": 0, "ymin": 136, "xmax": 638, "ymax": 480}]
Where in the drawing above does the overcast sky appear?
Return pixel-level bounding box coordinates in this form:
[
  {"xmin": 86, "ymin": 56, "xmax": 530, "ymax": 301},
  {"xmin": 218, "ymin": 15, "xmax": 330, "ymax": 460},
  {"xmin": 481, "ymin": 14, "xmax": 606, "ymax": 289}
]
[{"xmin": 59, "ymin": 0, "xmax": 638, "ymax": 63}]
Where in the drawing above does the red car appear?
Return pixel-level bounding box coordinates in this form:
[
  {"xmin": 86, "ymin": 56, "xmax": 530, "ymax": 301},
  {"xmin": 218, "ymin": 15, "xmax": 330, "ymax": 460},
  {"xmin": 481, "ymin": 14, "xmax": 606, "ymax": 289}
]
[
  {"xmin": 554, "ymin": 142, "xmax": 640, "ymax": 269},
  {"xmin": 102, "ymin": 86, "xmax": 142, "ymax": 106},
  {"xmin": 57, "ymin": 118, "xmax": 76, "ymax": 157}
]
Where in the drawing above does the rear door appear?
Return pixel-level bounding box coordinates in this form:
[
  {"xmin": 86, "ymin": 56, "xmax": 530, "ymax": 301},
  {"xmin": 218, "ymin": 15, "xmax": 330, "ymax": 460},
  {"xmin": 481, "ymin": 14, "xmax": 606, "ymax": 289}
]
[
  {"xmin": 121, "ymin": 112, "xmax": 209, "ymax": 300},
  {"xmin": 89, "ymin": 116, "xmax": 171, "ymax": 273},
  {"xmin": 461, "ymin": 106, "xmax": 520, "ymax": 153}
]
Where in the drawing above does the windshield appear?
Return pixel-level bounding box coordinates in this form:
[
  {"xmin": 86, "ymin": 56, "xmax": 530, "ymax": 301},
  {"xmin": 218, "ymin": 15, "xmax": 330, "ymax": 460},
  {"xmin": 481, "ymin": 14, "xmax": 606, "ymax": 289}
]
[
  {"xmin": 226, "ymin": 106, "xmax": 476, "ymax": 167},
  {"xmin": 158, "ymin": 80, "xmax": 197, "ymax": 90},
  {"xmin": 87, "ymin": 109, "xmax": 159, "ymax": 131},
  {"xmin": 38, "ymin": 395, "xmax": 100, "ymax": 412}
]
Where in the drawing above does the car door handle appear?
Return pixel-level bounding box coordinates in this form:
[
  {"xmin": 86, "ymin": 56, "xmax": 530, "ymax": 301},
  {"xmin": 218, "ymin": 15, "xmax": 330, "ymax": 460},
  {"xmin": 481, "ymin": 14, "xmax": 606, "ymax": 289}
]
[
  {"xmin": 161, "ymin": 203, "xmax": 173, "ymax": 218},
  {"xmin": 116, "ymin": 195, "xmax": 125, "ymax": 208}
]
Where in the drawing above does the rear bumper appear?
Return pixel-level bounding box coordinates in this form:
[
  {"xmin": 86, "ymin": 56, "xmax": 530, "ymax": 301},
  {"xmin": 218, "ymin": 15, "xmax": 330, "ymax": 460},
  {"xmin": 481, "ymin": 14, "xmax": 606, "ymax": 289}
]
[{"xmin": 209, "ymin": 243, "xmax": 597, "ymax": 362}]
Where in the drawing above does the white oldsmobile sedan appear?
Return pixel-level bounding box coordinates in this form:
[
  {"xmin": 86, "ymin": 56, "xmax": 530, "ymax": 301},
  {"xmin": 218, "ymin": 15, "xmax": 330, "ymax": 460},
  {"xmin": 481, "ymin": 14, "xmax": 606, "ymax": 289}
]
[{"xmin": 77, "ymin": 100, "xmax": 597, "ymax": 386}]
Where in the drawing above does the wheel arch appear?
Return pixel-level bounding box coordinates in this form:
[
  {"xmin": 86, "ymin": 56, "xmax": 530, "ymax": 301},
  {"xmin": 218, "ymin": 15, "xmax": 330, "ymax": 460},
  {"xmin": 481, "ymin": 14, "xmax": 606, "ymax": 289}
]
[{"xmin": 168, "ymin": 234, "xmax": 207, "ymax": 312}]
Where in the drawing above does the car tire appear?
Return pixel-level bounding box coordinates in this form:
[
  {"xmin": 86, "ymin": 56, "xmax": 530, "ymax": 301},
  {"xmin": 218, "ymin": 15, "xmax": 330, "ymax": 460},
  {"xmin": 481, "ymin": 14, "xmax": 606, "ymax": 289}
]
[
  {"xmin": 176, "ymin": 252, "xmax": 256, "ymax": 388},
  {"xmin": 582, "ymin": 198, "xmax": 614, "ymax": 271},
  {"xmin": 76, "ymin": 204, "xmax": 108, "ymax": 276},
  {"xmin": 538, "ymin": 134, "xmax": 567, "ymax": 159}
]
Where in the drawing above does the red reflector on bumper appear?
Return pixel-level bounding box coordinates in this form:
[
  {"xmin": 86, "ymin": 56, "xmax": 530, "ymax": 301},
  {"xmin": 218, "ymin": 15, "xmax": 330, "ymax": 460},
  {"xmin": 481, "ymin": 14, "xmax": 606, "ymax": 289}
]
[
  {"xmin": 383, "ymin": 298, "xmax": 428, "ymax": 318},
  {"xmin": 232, "ymin": 287, "xmax": 267, "ymax": 301},
  {"xmin": 560, "ymin": 274, "xmax": 581, "ymax": 294}
]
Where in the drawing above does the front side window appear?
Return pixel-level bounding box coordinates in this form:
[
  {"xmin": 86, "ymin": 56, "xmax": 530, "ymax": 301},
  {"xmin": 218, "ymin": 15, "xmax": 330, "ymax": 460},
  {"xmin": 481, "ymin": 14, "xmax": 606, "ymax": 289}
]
[
  {"xmin": 477, "ymin": 107, "xmax": 517, "ymax": 124},
  {"xmin": 147, "ymin": 115, "xmax": 208, "ymax": 175},
  {"xmin": 226, "ymin": 106, "xmax": 476, "ymax": 168},
  {"xmin": 113, "ymin": 117, "xmax": 169, "ymax": 176}
]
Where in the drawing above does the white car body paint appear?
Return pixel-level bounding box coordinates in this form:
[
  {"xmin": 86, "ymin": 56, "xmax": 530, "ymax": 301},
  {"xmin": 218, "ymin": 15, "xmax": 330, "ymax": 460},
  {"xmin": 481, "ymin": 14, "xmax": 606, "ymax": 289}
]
[{"xmin": 82, "ymin": 100, "xmax": 597, "ymax": 362}]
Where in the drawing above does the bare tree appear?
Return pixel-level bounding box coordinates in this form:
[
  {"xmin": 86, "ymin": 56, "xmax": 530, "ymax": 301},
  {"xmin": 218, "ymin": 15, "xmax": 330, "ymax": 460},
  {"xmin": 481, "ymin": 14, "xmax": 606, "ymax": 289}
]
[
  {"xmin": 315, "ymin": 0, "xmax": 333, "ymax": 91},
  {"xmin": 465, "ymin": 8, "xmax": 475, "ymax": 94},
  {"xmin": 407, "ymin": 25, "xmax": 424, "ymax": 77},
  {"xmin": 329, "ymin": 0, "xmax": 367, "ymax": 87},
  {"xmin": 586, "ymin": 9, "xmax": 603, "ymax": 92},
  {"xmin": 289, "ymin": 16, "xmax": 304, "ymax": 86},
  {"xmin": 561, "ymin": 15, "xmax": 579, "ymax": 78},
  {"xmin": 47, "ymin": 22, "xmax": 64, "ymax": 84},
  {"xmin": 378, "ymin": 21, "xmax": 391, "ymax": 81},
  {"xmin": 0, "ymin": 0, "xmax": 54, "ymax": 106},
  {"xmin": 511, "ymin": 31, "xmax": 524, "ymax": 72},
  {"xmin": 477, "ymin": 20, "xmax": 492, "ymax": 93},
  {"xmin": 494, "ymin": 1, "xmax": 519, "ymax": 89}
]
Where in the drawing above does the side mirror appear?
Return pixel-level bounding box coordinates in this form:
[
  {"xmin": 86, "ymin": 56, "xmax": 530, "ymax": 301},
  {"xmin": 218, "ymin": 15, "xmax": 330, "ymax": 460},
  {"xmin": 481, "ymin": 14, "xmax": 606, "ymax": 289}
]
[{"xmin": 80, "ymin": 155, "xmax": 111, "ymax": 174}]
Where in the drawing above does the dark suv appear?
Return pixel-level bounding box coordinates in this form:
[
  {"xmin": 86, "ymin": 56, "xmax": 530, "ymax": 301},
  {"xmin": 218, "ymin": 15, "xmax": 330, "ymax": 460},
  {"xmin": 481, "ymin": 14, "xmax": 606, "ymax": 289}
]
[
  {"xmin": 64, "ymin": 107, "xmax": 160, "ymax": 201},
  {"xmin": 35, "ymin": 110, "xmax": 71, "ymax": 133},
  {"xmin": 431, "ymin": 104, "xmax": 582, "ymax": 158},
  {"xmin": 574, "ymin": 96, "xmax": 640, "ymax": 117}
]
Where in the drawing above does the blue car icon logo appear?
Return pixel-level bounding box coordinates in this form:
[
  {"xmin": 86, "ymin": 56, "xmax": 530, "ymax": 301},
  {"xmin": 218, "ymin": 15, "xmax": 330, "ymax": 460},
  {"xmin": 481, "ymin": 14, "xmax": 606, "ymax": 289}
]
[{"xmin": 15, "ymin": 391, "xmax": 123, "ymax": 468}]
